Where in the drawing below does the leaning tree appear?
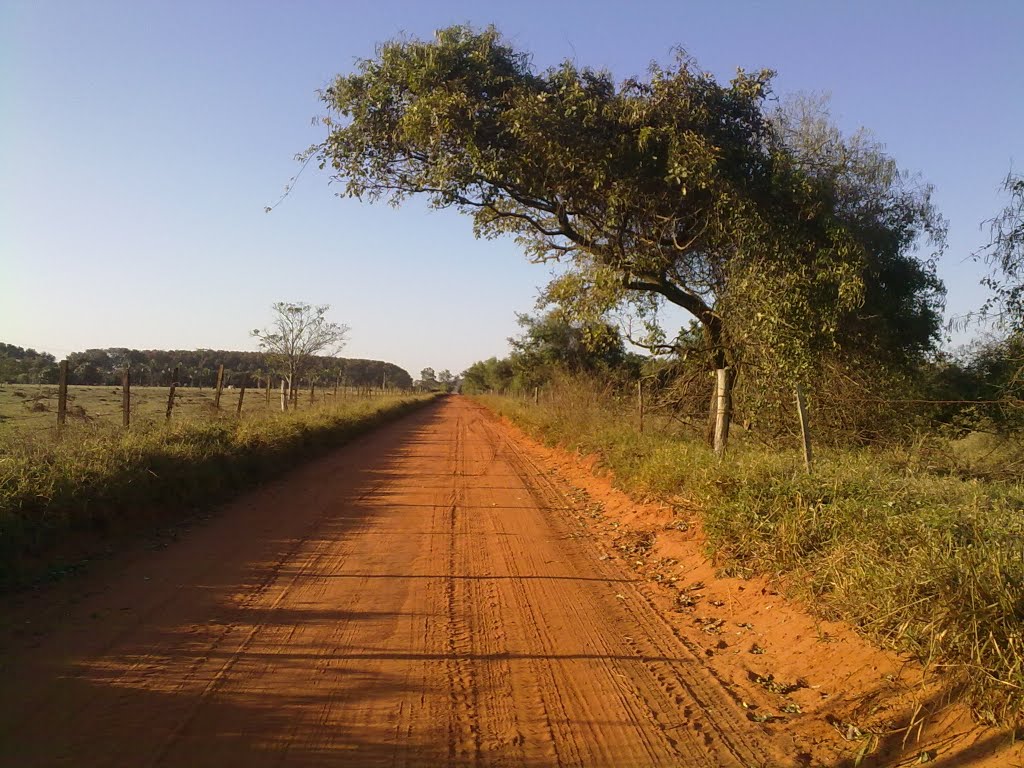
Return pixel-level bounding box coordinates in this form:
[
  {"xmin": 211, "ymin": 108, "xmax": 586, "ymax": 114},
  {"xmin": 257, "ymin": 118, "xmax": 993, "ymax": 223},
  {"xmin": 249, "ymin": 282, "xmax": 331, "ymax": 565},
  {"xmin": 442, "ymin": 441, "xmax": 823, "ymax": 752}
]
[{"xmin": 307, "ymin": 26, "xmax": 934, "ymax": 449}]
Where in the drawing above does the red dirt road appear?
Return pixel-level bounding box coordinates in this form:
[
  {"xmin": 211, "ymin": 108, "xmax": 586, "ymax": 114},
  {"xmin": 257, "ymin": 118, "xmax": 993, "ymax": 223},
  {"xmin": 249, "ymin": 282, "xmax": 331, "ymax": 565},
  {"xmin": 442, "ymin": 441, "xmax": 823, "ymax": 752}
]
[{"xmin": 0, "ymin": 398, "xmax": 1014, "ymax": 766}]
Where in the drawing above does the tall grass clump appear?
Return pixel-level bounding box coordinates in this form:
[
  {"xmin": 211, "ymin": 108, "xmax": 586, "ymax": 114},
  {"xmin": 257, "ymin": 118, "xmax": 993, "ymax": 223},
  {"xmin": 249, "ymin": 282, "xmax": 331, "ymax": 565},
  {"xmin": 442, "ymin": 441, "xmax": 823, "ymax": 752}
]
[
  {"xmin": 478, "ymin": 380, "xmax": 1024, "ymax": 723},
  {"xmin": 0, "ymin": 394, "xmax": 435, "ymax": 587}
]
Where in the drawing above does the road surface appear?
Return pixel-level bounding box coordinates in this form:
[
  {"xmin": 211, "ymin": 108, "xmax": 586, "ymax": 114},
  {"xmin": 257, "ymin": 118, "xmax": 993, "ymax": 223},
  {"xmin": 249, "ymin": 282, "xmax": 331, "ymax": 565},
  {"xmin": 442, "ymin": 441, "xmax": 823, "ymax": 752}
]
[{"xmin": 1, "ymin": 397, "xmax": 803, "ymax": 766}]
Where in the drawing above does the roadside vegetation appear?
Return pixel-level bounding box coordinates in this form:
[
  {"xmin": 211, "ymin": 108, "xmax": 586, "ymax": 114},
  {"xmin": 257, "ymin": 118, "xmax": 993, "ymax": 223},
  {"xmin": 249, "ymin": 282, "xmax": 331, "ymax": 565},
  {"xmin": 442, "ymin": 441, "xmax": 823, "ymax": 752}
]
[{"xmin": 0, "ymin": 387, "xmax": 434, "ymax": 590}]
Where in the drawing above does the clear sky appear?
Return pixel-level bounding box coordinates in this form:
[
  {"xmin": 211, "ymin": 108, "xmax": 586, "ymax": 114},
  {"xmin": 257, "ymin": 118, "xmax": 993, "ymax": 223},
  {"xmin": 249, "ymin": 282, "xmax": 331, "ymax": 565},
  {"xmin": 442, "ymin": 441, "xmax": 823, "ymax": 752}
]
[{"xmin": 2, "ymin": 1, "xmax": 1021, "ymax": 378}]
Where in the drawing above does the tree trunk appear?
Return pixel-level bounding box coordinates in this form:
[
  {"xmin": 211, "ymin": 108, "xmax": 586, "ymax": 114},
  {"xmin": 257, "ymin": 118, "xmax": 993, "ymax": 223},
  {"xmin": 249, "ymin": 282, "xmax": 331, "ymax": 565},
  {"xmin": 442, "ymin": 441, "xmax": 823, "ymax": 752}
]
[{"xmin": 624, "ymin": 278, "xmax": 736, "ymax": 453}]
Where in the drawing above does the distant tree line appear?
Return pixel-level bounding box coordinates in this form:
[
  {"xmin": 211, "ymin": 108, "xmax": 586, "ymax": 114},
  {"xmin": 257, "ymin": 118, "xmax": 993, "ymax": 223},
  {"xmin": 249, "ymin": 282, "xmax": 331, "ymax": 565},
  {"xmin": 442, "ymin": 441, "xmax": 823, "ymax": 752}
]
[
  {"xmin": 462, "ymin": 311, "xmax": 643, "ymax": 395},
  {"xmin": 0, "ymin": 344, "xmax": 58, "ymax": 385},
  {"xmin": 415, "ymin": 367, "xmax": 458, "ymax": 393},
  {"xmin": 0, "ymin": 345, "xmax": 413, "ymax": 390}
]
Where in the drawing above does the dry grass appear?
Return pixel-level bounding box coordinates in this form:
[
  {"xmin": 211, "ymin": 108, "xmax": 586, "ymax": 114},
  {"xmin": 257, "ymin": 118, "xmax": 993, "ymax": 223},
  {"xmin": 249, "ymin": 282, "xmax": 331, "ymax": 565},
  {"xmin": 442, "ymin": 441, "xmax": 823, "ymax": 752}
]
[{"xmin": 0, "ymin": 393, "xmax": 435, "ymax": 588}]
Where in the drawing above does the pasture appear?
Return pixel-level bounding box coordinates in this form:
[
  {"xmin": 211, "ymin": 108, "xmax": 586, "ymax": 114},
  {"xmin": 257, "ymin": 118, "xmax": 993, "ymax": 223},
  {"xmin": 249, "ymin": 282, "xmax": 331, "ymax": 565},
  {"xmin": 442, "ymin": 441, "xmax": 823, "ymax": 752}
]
[{"xmin": 0, "ymin": 383, "xmax": 387, "ymax": 435}]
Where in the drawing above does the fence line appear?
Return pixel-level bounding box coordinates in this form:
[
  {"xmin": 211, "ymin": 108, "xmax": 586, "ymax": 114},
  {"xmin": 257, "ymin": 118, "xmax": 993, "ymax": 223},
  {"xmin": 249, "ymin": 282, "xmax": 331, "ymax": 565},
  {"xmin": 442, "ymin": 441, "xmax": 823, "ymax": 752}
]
[
  {"xmin": 1, "ymin": 361, "xmax": 414, "ymax": 437},
  {"xmin": 515, "ymin": 377, "xmax": 1023, "ymax": 476}
]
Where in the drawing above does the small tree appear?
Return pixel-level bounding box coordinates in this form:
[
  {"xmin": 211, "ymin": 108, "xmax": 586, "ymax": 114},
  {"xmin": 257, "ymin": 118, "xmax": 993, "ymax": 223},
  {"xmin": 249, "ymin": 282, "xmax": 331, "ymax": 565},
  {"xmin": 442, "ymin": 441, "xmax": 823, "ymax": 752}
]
[
  {"xmin": 252, "ymin": 303, "xmax": 349, "ymax": 399},
  {"xmin": 437, "ymin": 369, "xmax": 455, "ymax": 392}
]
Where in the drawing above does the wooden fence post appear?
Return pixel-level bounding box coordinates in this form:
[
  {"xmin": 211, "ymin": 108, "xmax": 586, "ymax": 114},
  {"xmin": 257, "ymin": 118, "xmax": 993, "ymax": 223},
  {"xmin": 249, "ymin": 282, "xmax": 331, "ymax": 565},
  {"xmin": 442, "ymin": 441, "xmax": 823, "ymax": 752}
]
[
  {"xmin": 638, "ymin": 379, "xmax": 645, "ymax": 434},
  {"xmin": 281, "ymin": 379, "xmax": 288, "ymax": 412},
  {"xmin": 166, "ymin": 366, "xmax": 179, "ymax": 421},
  {"xmin": 310, "ymin": 380, "xmax": 315, "ymax": 406},
  {"xmin": 57, "ymin": 360, "xmax": 68, "ymax": 430},
  {"xmin": 265, "ymin": 375, "xmax": 271, "ymax": 406},
  {"xmin": 213, "ymin": 364, "xmax": 225, "ymax": 409},
  {"xmin": 236, "ymin": 376, "xmax": 247, "ymax": 417},
  {"xmin": 795, "ymin": 385, "xmax": 813, "ymax": 474},
  {"xmin": 122, "ymin": 367, "xmax": 131, "ymax": 429},
  {"xmin": 713, "ymin": 368, "xmax": 729, "ymax": 457}
]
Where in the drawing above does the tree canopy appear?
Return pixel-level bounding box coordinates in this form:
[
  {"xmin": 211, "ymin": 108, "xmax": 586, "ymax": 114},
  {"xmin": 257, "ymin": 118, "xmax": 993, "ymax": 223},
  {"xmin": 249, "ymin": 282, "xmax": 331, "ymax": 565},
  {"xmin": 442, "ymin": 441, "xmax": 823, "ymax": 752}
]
[
  {"xmin": 771, "ymin": 94, "xmax": 947, "ymax": 365},
  {"xmin": 311, "ymin": 26, "xmax": 945, "ymax": 382},
  {"xmin": 311, "ymin": 25, "xmax": 950, "ymax": 454}
]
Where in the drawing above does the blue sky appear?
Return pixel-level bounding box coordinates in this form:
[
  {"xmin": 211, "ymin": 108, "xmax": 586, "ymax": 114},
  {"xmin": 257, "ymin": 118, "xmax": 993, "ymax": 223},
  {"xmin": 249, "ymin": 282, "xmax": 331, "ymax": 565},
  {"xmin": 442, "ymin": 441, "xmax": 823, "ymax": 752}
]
[{"xmin": 2, "ymin": 1, "xmax": 1021, "ymax": 378}]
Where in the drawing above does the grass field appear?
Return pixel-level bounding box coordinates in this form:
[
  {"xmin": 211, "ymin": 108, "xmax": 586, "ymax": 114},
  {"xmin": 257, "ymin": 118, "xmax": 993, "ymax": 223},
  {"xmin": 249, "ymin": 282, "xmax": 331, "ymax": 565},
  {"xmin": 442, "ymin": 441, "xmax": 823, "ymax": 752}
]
[
  {"xmin": 0, "ymin": 390, "xmax": 436, "ymax": 588},
  {"xmin": 0, "ymin": 383, "xmax": 392, "ymax": 435}
]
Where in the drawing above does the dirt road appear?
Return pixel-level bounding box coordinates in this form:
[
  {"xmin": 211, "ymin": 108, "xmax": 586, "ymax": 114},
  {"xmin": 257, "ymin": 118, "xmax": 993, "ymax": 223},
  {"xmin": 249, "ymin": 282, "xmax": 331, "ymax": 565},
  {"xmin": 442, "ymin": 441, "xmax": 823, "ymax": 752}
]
[
  {"xmin": 1, "ymin": 397, "xmax": 997, "ymax": 767},
  {"xmin": 1, "ymin": 397, "xmax": 788, "ymax": 766}
]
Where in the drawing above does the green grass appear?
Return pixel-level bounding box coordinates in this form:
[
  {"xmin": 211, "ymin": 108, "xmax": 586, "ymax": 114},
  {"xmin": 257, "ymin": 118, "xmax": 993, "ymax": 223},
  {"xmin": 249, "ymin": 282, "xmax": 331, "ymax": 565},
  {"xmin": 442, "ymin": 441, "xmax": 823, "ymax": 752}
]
[
  {"xmin": 478, "ymin": 384, "xmax": 1024, "ymax": 724},
  {"xmin": 0, "ymin": 393, "xmax": 435, "ymax": 588}
]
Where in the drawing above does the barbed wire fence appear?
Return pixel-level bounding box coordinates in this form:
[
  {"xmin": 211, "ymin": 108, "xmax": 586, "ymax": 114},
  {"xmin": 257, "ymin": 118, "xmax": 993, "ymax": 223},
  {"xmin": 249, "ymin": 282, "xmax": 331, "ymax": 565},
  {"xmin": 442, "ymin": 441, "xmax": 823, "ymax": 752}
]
[
  {"xmin": 507, "ymin": 368, "xmax": 1023, "ymax": 476},
  {"xmin": 0, "ymin": 359, "xmax": 405, "ymax": 442}
]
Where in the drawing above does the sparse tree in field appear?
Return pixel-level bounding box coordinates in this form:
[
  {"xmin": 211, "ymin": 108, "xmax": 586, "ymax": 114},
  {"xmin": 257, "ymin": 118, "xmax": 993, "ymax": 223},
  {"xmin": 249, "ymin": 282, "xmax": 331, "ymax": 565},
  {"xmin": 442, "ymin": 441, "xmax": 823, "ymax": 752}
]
[
  {"xmin": 252, "ymin": 303, "xmax": 349, "ymax": 401},
  {"xmin": 307, "ymin": 26, "xmax": 922, "ymax": 449}
]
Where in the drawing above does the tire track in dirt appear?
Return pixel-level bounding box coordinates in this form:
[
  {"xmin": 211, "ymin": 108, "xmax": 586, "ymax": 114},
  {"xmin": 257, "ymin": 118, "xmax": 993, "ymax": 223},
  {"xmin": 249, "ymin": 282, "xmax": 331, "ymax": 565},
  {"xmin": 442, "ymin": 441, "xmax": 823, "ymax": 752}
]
[
  {"xmin": 465, "ymin": 413, "xmax": 751, "ymax": 766},
  {"xmin": 148, "ymin": 478, "xmax": 391, "ymax": 765},
  {"xmin": 486, "ymin": 418, "xmax": 772, "ymax": 763},
  {"xmin": 442, "ymin": 413, "xmax": 485, "ymax": 765}
]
